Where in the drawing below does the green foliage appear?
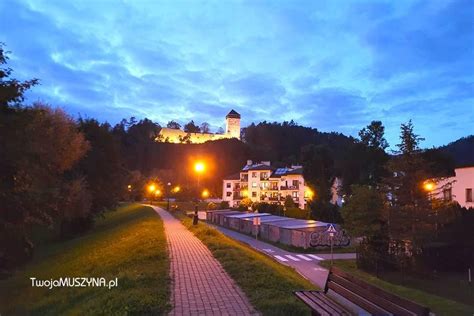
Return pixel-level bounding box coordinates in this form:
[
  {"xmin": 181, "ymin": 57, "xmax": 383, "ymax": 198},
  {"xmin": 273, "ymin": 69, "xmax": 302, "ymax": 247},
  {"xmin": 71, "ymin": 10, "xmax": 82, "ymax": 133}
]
[
  {"xmin": 183, "ymin": 120, "xmax": 200, "ymax": 133},
  {"xmin": 359, "ymin": 120, "xmax": 389, "ymax": 150},
  {"xmin": 283, "ymin": 195, "xmax": 296, "ymax": 208},
  {"xmin": 285, "ymin": 207, "xmax": 309, "ymax": 219},
  {"xmin": 0, "ymin": 204, "xmax": 171, "ymax": 314},
  {"xmin": 255, "ymin": 202, "xmax": 283, "ymax": 215},
  {"xmin": 77, "ymin": 118, "xmax": 128, "ymax": 214},
  {"xmin": 239, "ymin": 198, "xmax": 252, "ymax": 209},
  {"xmin": 309, "ymin": 199, "xmax": 342, "ymax": 223},
  {"xmin": 207, "ymin": 202, "xmax": 217, "ymax": 210},
  {"xmin": 0, "ymin": 43, "xmax": 39, "ymax": 107},
  {"xmin": 166, "ymin": 120, "xmax": 181, "ymax": 129},
  {"xmin": 218, "ymin": 201, "xmax": 230, "ymax": 209},
  {"xmin": 0, "ymin": 104, "xmax": 90, "ymax": 269},
  {"xmin": 341, "ymin": 185, "xmax": 387, "ymax": 237}
]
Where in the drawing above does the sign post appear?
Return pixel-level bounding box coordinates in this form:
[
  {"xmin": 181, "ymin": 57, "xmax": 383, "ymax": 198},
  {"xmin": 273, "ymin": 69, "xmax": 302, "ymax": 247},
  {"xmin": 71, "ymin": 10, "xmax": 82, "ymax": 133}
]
[{"xmin": 326, "ymin": 224, "xmax": 337, "ymax": 267}]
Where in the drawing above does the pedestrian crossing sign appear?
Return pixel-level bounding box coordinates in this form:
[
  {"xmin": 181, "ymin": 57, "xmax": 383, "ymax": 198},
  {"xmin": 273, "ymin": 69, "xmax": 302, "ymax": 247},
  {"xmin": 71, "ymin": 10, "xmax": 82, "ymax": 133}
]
[{"xmin": 327, "ymin": 224, "xmax": 337, "ymax": 233}]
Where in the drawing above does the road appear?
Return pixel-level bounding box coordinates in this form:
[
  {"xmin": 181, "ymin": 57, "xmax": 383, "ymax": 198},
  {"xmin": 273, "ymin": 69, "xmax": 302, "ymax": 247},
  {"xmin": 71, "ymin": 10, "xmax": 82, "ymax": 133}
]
[{"xmin": 212, "ymin": 225, "xmax": 355, "ymax": 287}]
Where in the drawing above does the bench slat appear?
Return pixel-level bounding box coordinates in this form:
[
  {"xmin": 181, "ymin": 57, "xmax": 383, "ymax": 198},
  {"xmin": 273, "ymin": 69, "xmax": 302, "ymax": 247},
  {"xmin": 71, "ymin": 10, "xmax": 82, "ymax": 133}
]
[
  {"xmin": 294, "ymin": 291, "xmax": 331, "ymax": 316},
  {"xmin": 330, "ymin": 267, "xmax": 430, "ymax": 316},
  {"xmin": 309, "ymin": 291, "xmax": 353, "ymax": 315},
  {"xmin": 328, "ymin": 282, "xmax": 390, "ymax": 315},
  {"xmin": 330, "ymin": 274, "xmax": 414, "ymax": 316}
]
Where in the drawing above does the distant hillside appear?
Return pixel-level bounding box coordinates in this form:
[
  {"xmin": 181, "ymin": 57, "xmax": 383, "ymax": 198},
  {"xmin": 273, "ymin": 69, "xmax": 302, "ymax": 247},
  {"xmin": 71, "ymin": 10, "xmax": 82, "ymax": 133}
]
[{"xmin": 439, "ymin": 135, "xmax": 474, "ymax": 167}]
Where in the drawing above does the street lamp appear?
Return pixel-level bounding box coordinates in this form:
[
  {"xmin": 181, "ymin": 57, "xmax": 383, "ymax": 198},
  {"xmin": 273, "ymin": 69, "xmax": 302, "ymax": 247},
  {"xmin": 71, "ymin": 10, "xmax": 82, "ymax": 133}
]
[
  {"xmin": 193, "ymin": 162, "xmax": 206, "ymax": 225},
  {"xmin": 423, "ymin": 180, "xmax": 437, "ymax": 235},
  {"xmin": 202, "ymin": 189, "xmax": 209, "ymax": 199},
  {"xmin": 167, "ymin": 182, "xmax": 171, "ymax": 211},
  {"xmin": 148, "ymin": 184, "xmax": 156, "ymax": 205}
]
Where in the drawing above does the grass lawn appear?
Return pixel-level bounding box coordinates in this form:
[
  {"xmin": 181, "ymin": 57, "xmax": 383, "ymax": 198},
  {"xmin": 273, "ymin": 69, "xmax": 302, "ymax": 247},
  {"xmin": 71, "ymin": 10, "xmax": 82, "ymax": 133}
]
[
  {"xmin": 171, "ymin": 209, "xmax": 315, "ymax": 316},
  {"xmin": 320, "ymin": 260, "xmax": 474, "ymax": 316},
  {"xmin": 0, "ymin": 203, "xmax": 170, "ymax": 315}
]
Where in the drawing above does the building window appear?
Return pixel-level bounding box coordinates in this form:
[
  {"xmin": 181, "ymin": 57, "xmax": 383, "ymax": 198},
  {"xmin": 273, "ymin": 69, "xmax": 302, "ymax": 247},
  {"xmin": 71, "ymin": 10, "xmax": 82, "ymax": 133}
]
[
  {"xmin": 467, "ymin": 188, "xmax": 473, "ymax": 202},
  {"xmin": 292, "ymin": 180, "xmax": 298, "ymax": 187},
  {"xmin": 226, "ymin": 183, "xmax": 231, "ymax": 188},
  {"xmin": 292, "ymin": 191, "xmax": 299, "ymax": 198},
  {"xmin": 443, "ymin": 188, "xmax": 452, "ymax": 201},
  {"xmin": 252, "ymin": 172, "xmax": 257, "ymax": 178},
  {"xmin": 252, "ymin": 182, "xmax": 257, "ymax": 188},
  {"xmin": 252, "ymin": 192, "xmax": 257, "ymax": 197},
  {"xmin": 226, "ymin": 192, "xmax": 232, "ymax": 197}
]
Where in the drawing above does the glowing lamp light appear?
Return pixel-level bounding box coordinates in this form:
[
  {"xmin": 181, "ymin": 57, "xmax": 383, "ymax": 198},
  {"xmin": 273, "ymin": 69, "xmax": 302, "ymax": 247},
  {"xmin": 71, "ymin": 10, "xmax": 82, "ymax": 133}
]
[
  {"xmin": 194, "ymin": 162, "xmax": 205, "ymax": 173},
  {"xmin": 305, "ymin": 188, "xmax": 315, "ymax": 200},
  {"xmin": 155, "ymin": 189, "xmax": 162, "ymax": 196},
  {"xmin": 148, "ymin": 184, "xmax": 156, "ymax": 193},
  {"xmin": 242, "ymin": 189, "xmax": 249, "ymax": 197},
  {"xmin": 202, "ymin": 189, "xmax": 209, "ymax": 198},
  {"xmin": 173, "ymin": 186, "xmax": 181, "ymax": 193},
  {"xmin": 423, "ymin": 181, "xmax": 434, "ymax": 192}
]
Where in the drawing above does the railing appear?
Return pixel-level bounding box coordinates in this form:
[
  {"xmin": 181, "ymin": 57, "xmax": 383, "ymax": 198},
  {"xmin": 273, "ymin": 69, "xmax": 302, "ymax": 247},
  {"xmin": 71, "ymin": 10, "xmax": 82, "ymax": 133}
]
[{"xmin": 280, "ymin": 185, "xmax": 299, "ymax": 190}]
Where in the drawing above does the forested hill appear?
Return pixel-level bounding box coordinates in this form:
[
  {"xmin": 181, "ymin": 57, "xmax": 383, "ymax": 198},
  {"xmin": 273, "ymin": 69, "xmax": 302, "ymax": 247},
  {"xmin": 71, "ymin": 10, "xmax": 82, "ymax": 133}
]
[
  {"xmin": 438, "ymin": 135, "xmax": 474, "ymax": 167},
  {"xmin": 242, "ymin": 121, "xmax": 355, "ymax": 164},
  {"xmin": 116, "ymin": 119, "xmax": 358, "ymax": 194}
]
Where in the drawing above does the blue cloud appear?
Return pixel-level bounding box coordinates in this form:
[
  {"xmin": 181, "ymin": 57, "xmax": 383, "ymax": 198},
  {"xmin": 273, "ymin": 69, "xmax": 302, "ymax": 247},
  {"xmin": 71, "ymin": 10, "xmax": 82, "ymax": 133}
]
[{"xmin": 0, "ymin": 0, "xmax": 472, "ymax": 147}]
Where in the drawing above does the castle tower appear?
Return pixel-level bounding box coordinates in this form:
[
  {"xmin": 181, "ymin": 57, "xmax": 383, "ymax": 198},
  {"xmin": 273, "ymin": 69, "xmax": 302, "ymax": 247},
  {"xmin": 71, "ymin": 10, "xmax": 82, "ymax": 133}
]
[{"xmin": 225, "ymin": 109, "xmax": 241, "ymax": 140}]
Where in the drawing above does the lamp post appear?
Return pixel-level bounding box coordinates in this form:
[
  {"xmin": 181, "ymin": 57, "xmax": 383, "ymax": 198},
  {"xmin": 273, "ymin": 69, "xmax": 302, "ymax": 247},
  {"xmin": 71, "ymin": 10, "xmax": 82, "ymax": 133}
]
[
  {"xmin": 167, "ymin": 182, "xmax": 171, "ymax": 211},
  {"xmin": 193, "ymin": 162, "xmax": 206, "ymax": 225},
  {"xmin": 423, "ymin": 181, "xmax": 437, "ymax": 236},
  {"xmin": 148, "ymin": 184, "xmax": 156, "ymax": 205}
]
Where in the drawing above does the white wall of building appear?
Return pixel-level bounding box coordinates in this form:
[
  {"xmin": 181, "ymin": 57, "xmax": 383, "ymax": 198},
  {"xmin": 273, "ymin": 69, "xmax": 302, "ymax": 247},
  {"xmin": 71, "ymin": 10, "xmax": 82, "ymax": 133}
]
[{"xmin": 434, "ymin": 166, "xmax": 474, "ymax": 208}]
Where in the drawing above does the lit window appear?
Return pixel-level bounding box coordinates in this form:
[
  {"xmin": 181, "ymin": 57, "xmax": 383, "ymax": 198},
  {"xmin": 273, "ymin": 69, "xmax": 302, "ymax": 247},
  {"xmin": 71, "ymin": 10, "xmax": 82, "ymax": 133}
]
[
  {"xmin": 252, "ymin": 182, "xmax": 257, "ymax": 188},
  {"xmin": 467, "ymin": 188, "xmax": 473, "ymax": 202},
  {"xmin": 292, "ymin": 191, "xmax": 298, "ymax": 197}
]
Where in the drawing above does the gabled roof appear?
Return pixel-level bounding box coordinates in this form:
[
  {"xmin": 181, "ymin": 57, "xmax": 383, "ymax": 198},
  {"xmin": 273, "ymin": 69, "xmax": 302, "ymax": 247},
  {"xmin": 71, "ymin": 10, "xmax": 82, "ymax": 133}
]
[
  {"xmin": 242, "ymin": 164, "xmax": 275, "ymax": 171},
  {"xmin": 226, "ymin": 109, "xmax": 241, "ymax": 119},
  {"xmin": 270, "ymin": 167, "xmax": 303, "ymax": 177}
]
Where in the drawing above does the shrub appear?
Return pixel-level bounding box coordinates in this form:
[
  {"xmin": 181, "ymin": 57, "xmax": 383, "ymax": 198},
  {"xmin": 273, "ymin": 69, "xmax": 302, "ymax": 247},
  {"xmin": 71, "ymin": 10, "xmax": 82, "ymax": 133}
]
[
  {"xmin": 207, "ymin": 202, "xmax": 217, "ymax": 210},
  {"xmin": 218, "ymin": 201, "xmax": 229, "ymax": 209},
  {"xmin": 285, "ymin": 207, "xmax": 309, "ymax": 219}
]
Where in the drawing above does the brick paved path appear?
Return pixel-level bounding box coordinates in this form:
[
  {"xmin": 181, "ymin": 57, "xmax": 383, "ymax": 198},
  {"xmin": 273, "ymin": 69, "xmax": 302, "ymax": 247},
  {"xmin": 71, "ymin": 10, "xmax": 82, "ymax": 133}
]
[{"xmin": 152, "ymin": 206, "xmax": 258, "ymax": 316}]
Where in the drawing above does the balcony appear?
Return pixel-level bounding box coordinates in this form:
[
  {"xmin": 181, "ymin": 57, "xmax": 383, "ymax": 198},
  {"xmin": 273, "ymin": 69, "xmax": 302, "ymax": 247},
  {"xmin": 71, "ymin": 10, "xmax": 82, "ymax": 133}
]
[
  {"xmin": 280, "ymin": 185, "xmax": 299, "ymax": 190},
  {"xmin": 233, "ymin": 193, "xmax": 242, "ymax": 200}
]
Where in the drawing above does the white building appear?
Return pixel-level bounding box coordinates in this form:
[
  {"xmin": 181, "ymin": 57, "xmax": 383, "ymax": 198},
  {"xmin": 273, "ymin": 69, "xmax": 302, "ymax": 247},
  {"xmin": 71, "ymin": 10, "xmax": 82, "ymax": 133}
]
[
  {"xmin": 222, "ymin": 160, "xmax": 312, "ymax": 209},
  {"xmin": 432, "ymin": 165, "xmax": 474, "ymax": 208},
  {"xmin": 157, "ymin": 109, "xmax": 241, "ymax": 144}
]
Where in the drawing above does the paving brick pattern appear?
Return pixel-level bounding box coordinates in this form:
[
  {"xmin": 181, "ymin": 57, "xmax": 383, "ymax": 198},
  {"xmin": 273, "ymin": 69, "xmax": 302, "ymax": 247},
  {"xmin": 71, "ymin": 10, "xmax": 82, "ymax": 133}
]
[{"xmin": 152, "ymin": 206, "xmax": 258, "ymax": 316}]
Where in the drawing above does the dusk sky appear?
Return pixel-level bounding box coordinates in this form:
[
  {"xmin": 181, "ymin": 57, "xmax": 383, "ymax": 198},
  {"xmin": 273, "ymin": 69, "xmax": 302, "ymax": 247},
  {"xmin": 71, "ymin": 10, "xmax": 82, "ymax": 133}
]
[{"xmin": 1, "ymin": 0, "xmax": 473, "ymax": 148}]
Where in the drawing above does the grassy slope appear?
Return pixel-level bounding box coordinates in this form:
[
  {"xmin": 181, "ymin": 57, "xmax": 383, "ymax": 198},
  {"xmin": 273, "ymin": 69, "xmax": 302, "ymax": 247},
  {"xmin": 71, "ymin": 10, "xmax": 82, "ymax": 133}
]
[
  {"xmin": 171, "ymin": 210, "xmax": 315, "ymax": 316},
  {"xmin": 0, "ymin": 204, "xmax": 170, "ymax": 315},
  {"xmin": 320, "ymin": 260, "xmax": 474, "ymax": 316}
]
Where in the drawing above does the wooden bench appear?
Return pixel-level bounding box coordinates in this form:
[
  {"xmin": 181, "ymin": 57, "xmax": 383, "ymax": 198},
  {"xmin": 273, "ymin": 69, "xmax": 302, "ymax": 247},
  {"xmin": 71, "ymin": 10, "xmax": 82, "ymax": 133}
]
[{"xmin": 294, "ymin": 267, "xmax": 431, "ymax": 316}]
